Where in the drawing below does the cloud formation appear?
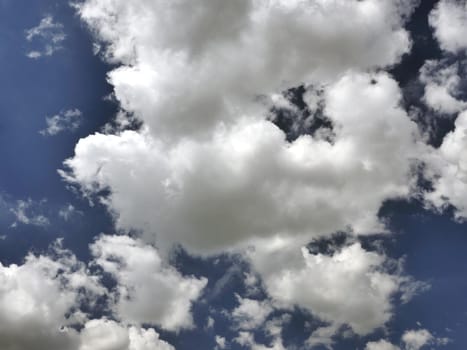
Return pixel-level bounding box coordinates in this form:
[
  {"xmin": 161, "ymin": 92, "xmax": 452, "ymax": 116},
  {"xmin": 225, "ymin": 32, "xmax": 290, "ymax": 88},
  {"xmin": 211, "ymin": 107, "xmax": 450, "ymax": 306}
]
[
  {"xmin": 90, "ymin": 235, "xmax": 207, "ymax": 331},
  {"xmin": 429, "ymin": 0, "xmax": 467, "ymax": 53},
  {"xmin": 40, "ymin": 109, "xmax": 82, "ymax": 136},
  {"xmin": 25, "ymin": 15, "xmax": 66, "ymax": 59},
  {"xmin": 57, "ymin": 0, "xmax": 433, "ymax": 339}
]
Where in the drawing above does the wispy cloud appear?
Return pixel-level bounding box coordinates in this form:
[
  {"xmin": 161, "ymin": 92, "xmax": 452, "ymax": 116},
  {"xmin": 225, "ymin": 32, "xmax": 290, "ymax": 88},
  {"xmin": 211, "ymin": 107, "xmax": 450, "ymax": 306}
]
[
  {"xmin": 40, "ymin": 109, "xmax": 82, "ymax": 136},
  {"xmin": 10, "ymin": 198, "xmax": 50, "ymax": 228},
  {"xmin": 25, "ymin": 15, "xmax": 66, "ymax": 59}
]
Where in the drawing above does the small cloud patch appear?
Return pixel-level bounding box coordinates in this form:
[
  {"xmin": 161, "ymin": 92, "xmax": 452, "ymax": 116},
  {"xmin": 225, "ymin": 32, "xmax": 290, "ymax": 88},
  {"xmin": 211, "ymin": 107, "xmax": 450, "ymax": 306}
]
[
  {"xmin": 25, "ymin": 15, "xmax": 66, "ymax": 59},
  {"xmin": 40, "ymin": 109, "xmax": 82, "ymax": 136}
]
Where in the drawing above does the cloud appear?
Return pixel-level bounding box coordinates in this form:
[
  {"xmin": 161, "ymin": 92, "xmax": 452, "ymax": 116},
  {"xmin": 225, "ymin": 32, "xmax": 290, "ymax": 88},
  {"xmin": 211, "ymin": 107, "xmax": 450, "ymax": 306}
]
[
  {"xmin": 59, "ymin": 204, "xmax": 82, "ymax": 221},
  {"xmin": 90, "ymin": 235, "xmax": 207, "ymax": 331},
  {"xmin": 420, "ymin": 60, "xmax": 467, "ymax": 115},
  {"xmin": 0, "ymin": 238, "xmax": 181, "ymax": 350},
  {"xmin": 25, "ymin": 15, "xmax": 66, "ymax": 59},
  {"xmin": 429, "ymin": 0, "xmax": 467, "ymax": 53},
  {"xmin": 61, "ymin": 72, "xmax": 424, "ymax": 256},
  {"xmin": 40, "ymin": 109, "xmax": 82, "ymax": 136},
  {"xmin": 76, "ymin": 0, "xmax": 414, "ymax": 139},
  {"xmin": 79, "ymin": 319, "xmax": 175, "ymax": 350},
  {"xmin": 365, "ymin": 340, "xmax": 400, "ymax": 350},
  {"xmin": 248, "ymin": 241, "xmax": 412, "ymax": 336},
  {"xmin": 9, "ymin": 198, "xmax": 50, "ymax": 228},
  {"xmin": 425, "ymin": 110, "xmax": 467, "ymax": 219},
  {"xmin": 365, "ymin": 329, "xmax": 450, "ymax": 350},
  {"xmin": 0, "ymin": 241, "xmax": 103, "ymax": 350},
  {"xmin": 60, "ymin": 0, "xmax": 430, "ymax": 339},
  {"xmin": 231, "ymin": 295, "xmax": 273, "ymax": 330},
  {"xmin": 214, "ymin": 335, "xmax": 227, "ymax": 350}
]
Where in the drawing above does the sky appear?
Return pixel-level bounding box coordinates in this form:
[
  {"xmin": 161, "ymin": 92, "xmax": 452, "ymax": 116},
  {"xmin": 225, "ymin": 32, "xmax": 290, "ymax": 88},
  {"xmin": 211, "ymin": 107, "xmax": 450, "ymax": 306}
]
[{"xmin": 0, "ymin": 0, "xmax": 467, "ymax": 349}]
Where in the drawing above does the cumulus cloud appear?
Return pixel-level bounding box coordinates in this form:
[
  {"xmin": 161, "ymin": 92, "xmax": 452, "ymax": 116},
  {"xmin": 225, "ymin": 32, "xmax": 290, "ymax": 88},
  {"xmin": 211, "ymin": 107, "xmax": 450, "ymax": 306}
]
[
  {"xmin": 90, "ymin": 235, "xmax": 207, "ymax": 331},
  {"xmin": 0, "ymin": 238, "xmax": 180, "ymax": 350},
  {"xmin": 429, "ymin": 0, "xmax": 467, "ymax": 53},
  {"xmin": 40, "ymin": 109, "xmax": 82, "ymax": 136},
  {"xmin": 0, "ymin": 242, "xmax": 102, "ymax": 350},
  {"xmin": 425, "ymin": 110, "xmax": 467, "ymax": 219},
  {"xmin": 365, "ymin": 328, "xmax": 450, "ymax": 350},
  {"xmin": 79, "ymin": 319, "xmax": 174, "ymax": 350},
  {"xmin": 25, "ymin": 15, "xmax": 66, "ymax": 59},
  {"xmin": 420, "ymin": 60, "xmax": 467, "ymax": 114},
  {"xmin": 58, "ymin": 0, "xmax": 432, "ymax": 339},
  {"xmin": 61, "ymin": 72, "xmax": 424, "ymax": 255},
  {"xmin": 75, "ymin": 0, "xmax": 414, "ymax": 139},
  {"xmin": 365, "ymin": 339, "xmax": 401, "ymax": 350},
  {"xmin": 248, "ymin": 241, "xmax": 410, "ymax": 336},
  {"xmin": 231, "ymin": 295, "xmax": 273, "ymax": 330}
]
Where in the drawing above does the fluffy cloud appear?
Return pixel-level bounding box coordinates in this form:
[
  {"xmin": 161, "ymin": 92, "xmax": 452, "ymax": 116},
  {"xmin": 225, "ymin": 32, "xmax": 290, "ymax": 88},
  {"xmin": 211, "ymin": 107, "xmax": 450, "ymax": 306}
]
[
  {"xmin": 0, "ymin": 239, "xmax": 179, "ymax": 350},
  {"xmin": 62, "ymin": 72, "xmax": 423, "ymax": 255},
  {"xmin": 425, "ymin": 110, "xmax": 467, "ymax": 219},
  {"xmin": 76, "ymin": 0, "xmax": 414, "ymax": 139},
  {"xmin": 231, "ymin": 295, "xmax": 273, "ymax": 330},
  {"xmin": 0, "ymin": 243, "xmax": 102, "ymax": 350},
  {"xmin": 79, "ymin": 319, "xmax": 174, "ymax": 350},
  {"xmin": 429, "ymin": 0, "xmax": 467, "ymax": 53},
  {"xmin": 366, "ymin": 340, "xmax": 400, "ymax": 350},
  {"xmin": 402, "ymin": 329, "xmax": 434, "ymax": 350},
  {"xmin": 61, "ymin": 0, "xmax": 429, "ymax": 342},
  {"xmin": 420, "ymin": 60, "xmax": 467, "ymax": 114},
  {"xmin": 90, "ymin": 235, "xmax": 207, "ymax": 331},
  {"xmin": 40, "ymin": 109, "xmax": 82, "ymax": 136},
  {"xmin": 248, "ymin": 241, "xmax": 406, "ymax": 335},
  {"xmin": 365, "ymin": 329, "xmax": 450, "ymax": 350},
  {"xmin": 25, "ymin": 15, "xmax": 66, "ymax": 59}
]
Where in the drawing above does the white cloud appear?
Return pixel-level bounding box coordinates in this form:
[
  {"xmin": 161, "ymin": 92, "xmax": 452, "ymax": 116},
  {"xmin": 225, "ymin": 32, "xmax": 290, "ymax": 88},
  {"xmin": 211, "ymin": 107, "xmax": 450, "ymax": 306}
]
[
  {"xmin": 420, "ymin": 60, "xmax": 467, "ymax": 114},
  {"xmin": 429, "ymin": 0, "xmax": 467, "ymax": 53},
  {"xmin": 0, "ymin": 238, "xmax": 180, "ymax": 350},
  {"xmin": 231, "ymin": 295, "xmax": 273, "ymax": 330},
  {"xmin": 79, "ymin": 319, "xmax": 174, "ymax": 350},
  {"xmin": 25, "ymin": 15, "xmax": 66, "ymax": 59},
  {"xmin": 90, "ymin": 235, "xmax": 207, "ymax": 331},
  {"xmin": 76, "ymin": 0, "xmax": 414, "ymax": 139},
  {"xmin": 365, "ymin": 329, "xmax": 450, "ymax": 350},
  {"xmin": 248, "ymin": 241, "xmax": 407, "ymax": 335},
  {"xmin": 62, "ymin": 72, "xmax": 424, "ymax": 256},
  {"xmin": 40, "ymin": 109, "xmax": 82, "ymax": 136},
  {"xmin": 402, "ymin": 329, "xmax": 433, "ymax": 350},
  {"xmin": 214, "ymin": 335, "xmax": 227, "ymax": 350},
  {"xmin": 234, "ymin": 331, "xmax": 286, "ymax": 350},
  {"xmin": 59, "ymin": 0, "xmax": 435, "ymax": 343},
  {"xmin": 425, "ymin": 110, "xmax": 467, "ymax": 219},
  {"xmin": 10, "ymin": 198, "xmax": 50, "ymax": 228},
  {"xmin": 59, "ymin": 204, "xmax": 82, "ymax": 221},
  {"xmin": 365, "ymin": 340, "xmax": 400, "ymax": 350},
  {"xmin": 0, "ymin": 242, "xmax": 103, "ymax": 350}
]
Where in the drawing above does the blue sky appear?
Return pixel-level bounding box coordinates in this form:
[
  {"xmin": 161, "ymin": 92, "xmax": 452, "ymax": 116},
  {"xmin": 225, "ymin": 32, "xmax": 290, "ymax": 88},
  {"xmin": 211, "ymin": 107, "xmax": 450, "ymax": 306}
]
[{"xmin": 1, "ymin": 1, "xmax": 467, "ymax": 350}]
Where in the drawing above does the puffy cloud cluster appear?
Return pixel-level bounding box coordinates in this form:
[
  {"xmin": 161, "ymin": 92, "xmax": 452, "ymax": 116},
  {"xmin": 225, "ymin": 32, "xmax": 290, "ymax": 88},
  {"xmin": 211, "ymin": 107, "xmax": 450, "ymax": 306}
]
[
  {"xmin": 420, "ymin": 60, "xmax": 467, "ymax": 115},
  {"xmin": 429, "ymin": 0, "xmax": 467, "ymax": 53},
  {"xmin": 62, "ymin": 72, "xmax": 424, "ymax": 255},
  {"xmin": 90, "ymin": 235, "xmax": 207, "ymax": 331},
  {"xmin": 76, "ymin": 0, "xmax": 414, "ymax": 139},
  {"xmin": 0, "ymin": 239, "xmax": 185, "ymax": 350},
  {"xmin": 79, "ymin": 319, "xmax": 174, "ymax": 350},
  {"xmin": 248, "ymin": 242, "xmax": 408, "ymax": 336},
  {"xmin": 25, "ymin": 15, "xmax": 66, "ymax": 59},
  {"xmin": 365, "ymin": 328, "xmax": 449, "ymax": 350},
  {"xmin": 57, "ymin": 0, "xmax": 432, "ymax": 339},
  {"xmin": 425, "ymin": 110, "xmax": 467, "ymax": 219}
]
